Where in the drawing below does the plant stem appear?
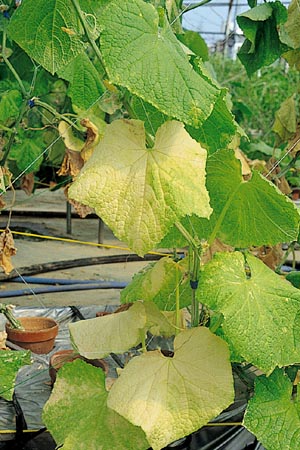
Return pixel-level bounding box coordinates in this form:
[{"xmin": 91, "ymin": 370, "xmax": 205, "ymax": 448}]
[
  {"xmin": 0, "ymin": 304, "xmax": 24, "ymax": 330},
  {"xmin": 175, "ymin": 265, "xmax": 180, "ymax": 334},
  {"xmin": 70, "ymin": 0, "xmax": 106, "ymax": 92},
  {"xmin": 140, "ymin": 329, "xmax": 147, "ymax": 353},
  {"xmin": 2, "ymin": 30, "xmax": 28, "ymax": 98},
  {"xmin": 181, "ymin": 0, "xmax": 212, "ymax": 14},
  {"xmin": 190, "ymin": 247, "xmax": 200, "ymax": 327},
  {"xmin": 175, "ymin": 222, "xmax": 201, "ymax": 327},
  {"xmin": 32, "ymin": 98, "xmax": 83, "ymax": 132}
]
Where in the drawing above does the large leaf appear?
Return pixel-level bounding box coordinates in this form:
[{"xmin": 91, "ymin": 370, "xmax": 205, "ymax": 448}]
[
  {"xmin": 69, "ymin": 302, "xmax": 146, "ymax": 359},
  {"xmin": 283, "ymin": 0, "xmax": 300, "ymax": 69},
  {"xmin": 108, "ymin": 327, "xmax": 234, "ymax": 450},
  {"xmin": 7, "ymin": 0, "xmax": 87, "ymax": 74},
  {"xmin": 237, "ymin": 2, "xmax": 291, "ymax": 76},
  {"xmin": 68, "ymin": 119, "xmax": 212, "ymax": 255},
  {"xmin": 57, "ymin": 52, "xmax": 104, "ymax": 110},
  {"xmin": 244, "ymin": 369, "xmax": 300, "ymax": 450},
  {"xmin": 43, "ymin": 359, "xmax": 149, "ymax": 450},
  {"xmin": 121, "ymin": 257, "xmax": 191, "ymax": 311},
  {"xmin": 100, "ymin": 0, "xmax": 223, "ymax": 127},
  {"xmin": 160, "ymin": 149, "xmax": 299, "ymax": 248},
  {"xmin": 9, "ymin": 134, "xmax": 44, "ymax": 174},
  {"xmin": 199, "ymin": 252, "xmax": 300, "ymax": 373},
  {"xmin": 0, "ymin": 90, "xmax": 22, "ymax": 125},
  {"xmin": 0, "ymin": 350, "xmax": 31, "ymax": 401}
]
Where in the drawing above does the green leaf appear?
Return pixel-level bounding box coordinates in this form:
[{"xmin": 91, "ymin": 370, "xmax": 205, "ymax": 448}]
[
  {"xmin": 100, "ymin": 0, "xmax": 223, "ymax": 127},
  {"xmin": 69, "ymin": 302, "xmax": 147, "ymax": 359},
  {"xmin": 283, "ymin": 0, "xmax": 300, "ymax": 68},
  {"xmin": 177, "ymin": 30, "xmax": 209, "ymax": 61},
  {"xmin": 108, "ymin": 327, "xmax": 234, "ymax": 450},
  {"xmin": 121, "ymin": 257, "xmax": 191, "ymax": 311},
  {"xmin": 160, "ymin": 149, "xmax": 300, "ymax": 248},
  {"xmin": 187, "ymin": 92, "xmax": 239, "ymax": 155},
  {"xmin": 143, "ymin": 301, "xmax": 178, "ymax": 337},
  {"xmin": 7, "ymin": 0, "xmax": 85, "ymax": 74},
  {"xmin": 127, "ymin": 94, "xmax": 168, "ymax": 137},
  {"xmin": 0, "ymin": 90, "xmax": 22, "ymax": 125},
  {"xmin": 57, "ymin": 53, "xmax": 104, "ymax": 110},
  {"xmin": 199, "ymin": 252, "xmax": 300, "ymax": 374},
  {"xmin": 237, "ymin": 2, "xmax": 291, "ymax": 76},
  {"xmin": 244, "ymin": 368, "xmax": 300, "ymax": 450},
  {"xmin": 9, "ymin": 134, "xmax": 44, "ymax": 174},
  {"xmin": 43, "ymin": 359, "xmax": 149, "ymax": 450},
  {"xmin": 0, "ymin": 350, "xmax": 31, "ymax": 401},
  {"xmin": 286, "ymin": 271, "xmax": 300, "ymax": 289},
  {"xmin": 69, "ymin": 119, "xmax": 212, "ymax": 256},
  {"xmin": 272, "ymin": 95, "xmax": 297, "ymax": 143}
]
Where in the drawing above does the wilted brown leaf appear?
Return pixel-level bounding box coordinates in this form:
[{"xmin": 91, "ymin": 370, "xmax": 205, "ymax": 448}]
[
  {"xmin": 64, "ymin": 185, "xmax": 94, "ymax": 218},
  {"xmin": 57, "ymin": 149, "xmax": 84, "ymax": 178},
  {"xmin": 0, "ymin": 228, "xmax": 17, "ymax": 274},
  {"xmin": 0, "ymin": 331, "xmax": 7, "ymax": 350},
  {"xmin": 80, "ymin": 118, "xmax": 99, "ymax": 163},
  {"xmin": 20, "ymin": 172, "xmax": 35, "ymax": 195},
  {"xmin": 203, "ymin": 239, "xmax": 233, "ymax": 264},
  {"xmin": 251, "ymin": 244, "xmax": 283, "ymax": 270}
]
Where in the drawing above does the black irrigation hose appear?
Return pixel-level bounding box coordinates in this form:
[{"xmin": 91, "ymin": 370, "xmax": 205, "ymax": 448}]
[
  {"xmin": 0, "ymin": 281, "xmax": 128, "ymax": 298},
  {"xmin": 0, "ymin": 253, "xmax": 172, "ymax": 281}
]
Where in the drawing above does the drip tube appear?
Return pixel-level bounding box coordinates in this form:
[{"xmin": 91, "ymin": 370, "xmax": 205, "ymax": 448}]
[
  {"xmin": 0, "ymin": 281, "xmax": 128, "ymax": 298},
  {"xmin": 10, "ymin": 276, "xmax": 108, "ymax": 285}
]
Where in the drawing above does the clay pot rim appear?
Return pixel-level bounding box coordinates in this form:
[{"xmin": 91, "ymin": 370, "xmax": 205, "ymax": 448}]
[{"xmin": 6, "ymin": 316, "xmax": 58, "ymax": 334}]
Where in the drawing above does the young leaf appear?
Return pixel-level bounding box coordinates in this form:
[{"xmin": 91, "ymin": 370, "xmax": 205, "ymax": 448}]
[
  {"xmin": 272, "ymin": 95, "xmax": 297, "ymax": 143},
  {"xmin": 57, "ymin": 52, "xmax": 105, "ymax": 110},
  {"xmin": 43, "ymin": 359, "xmax": 149, "ymax": 450},
  {"xmin": 7, "ymin": 0, "xmax": 85, "ymax": 74},
  {"xmin": 0, "ymin": 350, "xmax": 31, "ymax": 401},
  {"xmin": 108, "ymin": 327, "xmax": 234, "ymax": 450},
  {"xmin": 237, "ymin": 2, "xmax": 291, "ymax": 76},
  {"xmin": 68, "ymin": 119, "xmax": 212, "ymax": 256},
  {"xmin": 199, "ymin": 252, "xmax": 300, "ymax": 374},
  {"xmin": 100, "ymin": 0, "xmax": 223, "ymax": 127},
  {"xmin": 121, "ymin": 257, "xmax": 191, "ymax": 311},
  {"xmin": 244, "ymin": 368, "xmax": 300, "ymax": 450},
  {"xmin": 69, "ymin": 302, "xmax": 146, "ymax": 359},
  {"xmin": 160, "ymin": 149, "xmax": 299, "ymax": 249}
]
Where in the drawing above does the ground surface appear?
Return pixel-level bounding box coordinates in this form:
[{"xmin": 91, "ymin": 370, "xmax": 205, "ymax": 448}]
[{"xmin": 0, "ymin": 189, "xmax": 152, "ymax": 308}]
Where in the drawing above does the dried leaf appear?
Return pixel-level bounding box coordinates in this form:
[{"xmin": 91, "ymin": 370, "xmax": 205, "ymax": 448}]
[
  {"xmin": 80, "ymin": 118, "xmax": 100, "ymax": 163},
  {"xmin": 0, "ymin": 331, "xmax": 7, "ymax": 350},
  {"xmin": 202, "ymin": 239, "xmax": 233, "ymax": 264},
  {"xmin": 0, "ymin": 228, "xmax": 17, "ymax": 274},
  {"xmin": 57, "ymin": 149, "xmax": 84, "ymax": 178},
  {"xmin": 251, "ymin": 244, "xmax": 283, "ymax": 270},
  {"xmin": 0, "ymin": 196, "xmax": 6, "ymax": 209},
  {"xmin": 20, "ymin": 172, "xmax": 35, "ymax": 195},
  {"xmin": 64, "ymin": 186, "xmax": 94, "ymax": 218}
]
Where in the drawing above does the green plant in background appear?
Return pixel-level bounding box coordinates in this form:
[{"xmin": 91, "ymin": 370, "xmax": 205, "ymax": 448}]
[{"xmin": 1, "ymin": 0, "xmax": 300, "ymax": 449}]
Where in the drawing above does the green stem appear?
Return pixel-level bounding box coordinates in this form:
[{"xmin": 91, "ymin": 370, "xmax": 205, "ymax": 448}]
[
  {"xmin": 0, "ymin": 304, "xmax": 24, "ymax": 330},
  {"xmin": 175, "ymin": 265, "xmax": 180, "ymax": 334},
  {"xmin": 190, "ymin": 247, "xmax": 200, "ymax": 328},
  {"xmin": 181, "ymin": 0, "xmax": 213, "ymax": 14},
  {"xmin": 71, "ymin": 0, "xmax": 106, "ymax": 92},
  {"xmin": 175, "ymin": 222, "xmax": 201, "ymax": 328},
  {"xmin": 2, "ymin": 31, "xmax": 28, "ymax": 98},
  {"xmin": 207, "ymin": 183, "xmax": 240, "ymax": 246},
  {"xmin": 32, "ymin": 98, "xmax": 83, "ymax": 132},
  {"xmin": 140, "ymin": 329, "xmax": 147, "ymax": 353}
]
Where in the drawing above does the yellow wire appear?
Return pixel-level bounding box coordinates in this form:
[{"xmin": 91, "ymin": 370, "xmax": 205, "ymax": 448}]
[{"xmin": 0, "ymin": 229, "xmax": 168, "ymax": 257}]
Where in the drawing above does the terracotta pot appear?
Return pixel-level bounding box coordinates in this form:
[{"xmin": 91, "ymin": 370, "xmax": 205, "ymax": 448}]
[
  {"xmin": 6, "ymin": 317, "xmax": 59, "ymax": 354},
  {"xmin": 49, "ymin": 349, "xmax": 109, "ymax": 384}
]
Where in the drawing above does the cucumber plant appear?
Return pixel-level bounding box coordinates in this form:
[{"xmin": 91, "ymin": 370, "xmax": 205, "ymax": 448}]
[{"xmin": 1, "ymin": 0, "xmax": 300, "ymax": 449}]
